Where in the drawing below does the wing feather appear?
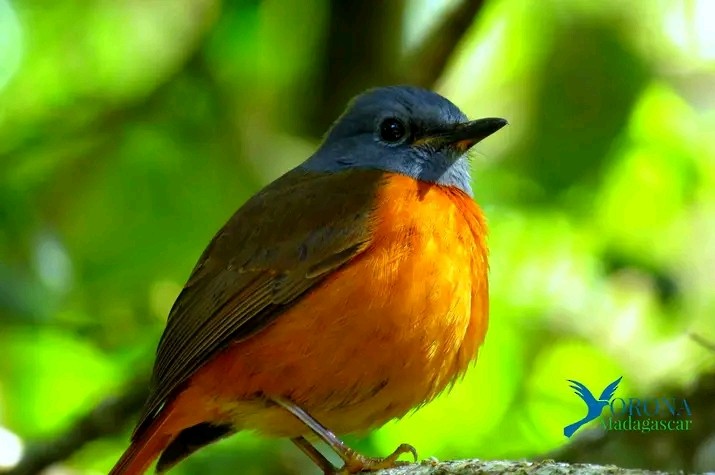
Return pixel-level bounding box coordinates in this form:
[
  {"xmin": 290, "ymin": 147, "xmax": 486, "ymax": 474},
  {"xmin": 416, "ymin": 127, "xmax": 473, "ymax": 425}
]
[{"xmin": 133, "ymin": 168, "xmax": 385, "ymax": 437}]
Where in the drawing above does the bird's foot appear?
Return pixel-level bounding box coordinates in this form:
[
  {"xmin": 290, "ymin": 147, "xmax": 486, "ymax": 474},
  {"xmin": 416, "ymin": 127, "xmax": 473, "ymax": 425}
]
[
  {"xmin": 275, "ymin": 397, "xmax": 418, "ymax": 474},
  {"xmin": 337, "ymin": 443, "xmax": 417, "ymax": 474}
]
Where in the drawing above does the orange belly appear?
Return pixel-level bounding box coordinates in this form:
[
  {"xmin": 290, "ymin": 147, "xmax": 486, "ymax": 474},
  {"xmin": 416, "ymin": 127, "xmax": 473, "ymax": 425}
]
[{"xmin": 174, "ymin": 173, "xmax": 489, "ymax": 437}]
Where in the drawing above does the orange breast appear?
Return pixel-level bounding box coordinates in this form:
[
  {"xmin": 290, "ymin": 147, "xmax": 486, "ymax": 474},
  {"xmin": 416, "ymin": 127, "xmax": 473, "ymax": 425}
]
[{"xmin": 178, "ymin": 172, "xmax": 489, "ymax": 436}]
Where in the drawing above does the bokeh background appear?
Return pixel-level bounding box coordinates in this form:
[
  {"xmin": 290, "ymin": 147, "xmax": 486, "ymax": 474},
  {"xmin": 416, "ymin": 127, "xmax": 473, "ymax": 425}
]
[{"xmin": 1, "ymin": 0, "xmax": 714, "ymax": 474}]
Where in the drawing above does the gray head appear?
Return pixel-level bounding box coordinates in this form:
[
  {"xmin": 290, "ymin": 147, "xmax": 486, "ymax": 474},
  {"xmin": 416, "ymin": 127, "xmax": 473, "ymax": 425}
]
[{"xmin": 301, "ymin": 86, "xmax": 506, "ymax": 196}]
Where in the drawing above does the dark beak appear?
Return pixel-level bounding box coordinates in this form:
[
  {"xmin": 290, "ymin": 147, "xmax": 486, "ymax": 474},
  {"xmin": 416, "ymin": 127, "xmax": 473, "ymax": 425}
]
[{"xmin": 416, "ymin": 117, "xmax": 508, "ymax": 151}]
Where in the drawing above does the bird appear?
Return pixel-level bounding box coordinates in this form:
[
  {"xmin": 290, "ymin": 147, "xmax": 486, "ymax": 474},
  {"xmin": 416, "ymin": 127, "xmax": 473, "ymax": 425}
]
[
  {"xmin": 109, "ymin": 85, "xmax": 507, "ymax": 475},
  {"xmin": 563, "ymin": 376, "xmax": 623, "ymax": 438}
]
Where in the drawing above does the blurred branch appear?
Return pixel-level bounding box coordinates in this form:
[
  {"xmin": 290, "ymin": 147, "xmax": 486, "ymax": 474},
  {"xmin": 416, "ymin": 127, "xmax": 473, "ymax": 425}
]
[
  {"xmin": 690, "ymin": 333, "xmax": 715, "ymax": 352},
  {"xmin": 9, "ymin": 377, "xmax": 149, "ymax": 475},
  {"xmin": 307, "ymin": 0, "xmax": 405, "ymax": 135},
  {"xmin": 404, "ymin": 0, "xmax": 487, "ymax": 88},
  {"xmin": 307, "ymin": 0, "xmax": 488, "ymax": 135},
  {"xmin": 378, "ymin": 459, "xmax": 669, "ymax": 475}
]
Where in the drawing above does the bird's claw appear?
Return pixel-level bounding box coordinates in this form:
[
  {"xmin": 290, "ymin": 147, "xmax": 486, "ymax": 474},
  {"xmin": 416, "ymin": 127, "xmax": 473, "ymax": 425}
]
[{"xmin": 337, "ymin": 443, "xmax": 418, "ymax": 474}]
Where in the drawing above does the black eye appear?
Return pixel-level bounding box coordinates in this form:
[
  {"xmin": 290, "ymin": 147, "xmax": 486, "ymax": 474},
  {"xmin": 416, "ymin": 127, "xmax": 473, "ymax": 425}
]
[{"xmin": 379, "ymin": 118, "xmax": 407, "ymax": 143}]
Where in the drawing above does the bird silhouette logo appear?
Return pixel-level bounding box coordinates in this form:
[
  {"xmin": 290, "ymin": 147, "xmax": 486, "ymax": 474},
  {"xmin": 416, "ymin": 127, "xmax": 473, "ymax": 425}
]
[{"xmin": 564, "ymin": 376, "xmax": 623, "ymax": 438}]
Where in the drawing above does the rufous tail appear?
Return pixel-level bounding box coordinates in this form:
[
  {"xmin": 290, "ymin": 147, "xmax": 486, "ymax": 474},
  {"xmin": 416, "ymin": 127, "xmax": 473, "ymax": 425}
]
[{"xmin": 109, "ymin": 405, "xmax": 176, "ymax": 475}]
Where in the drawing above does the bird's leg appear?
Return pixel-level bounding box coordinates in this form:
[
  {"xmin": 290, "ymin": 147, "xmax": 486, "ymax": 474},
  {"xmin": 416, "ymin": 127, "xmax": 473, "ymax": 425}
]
[
  {"xmin": 273, "ymin": 397, "xmax": 417, "ymax": 474},
  {"xmin": 291, "ymin": 436, "xmax": 336, "ymax": 475}
]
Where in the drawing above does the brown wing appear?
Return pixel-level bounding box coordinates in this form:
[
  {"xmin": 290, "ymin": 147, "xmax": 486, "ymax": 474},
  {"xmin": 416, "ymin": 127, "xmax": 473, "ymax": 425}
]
[{"xmin": 133, "ymin": 167, "xmax": 385, "ymax": 436}]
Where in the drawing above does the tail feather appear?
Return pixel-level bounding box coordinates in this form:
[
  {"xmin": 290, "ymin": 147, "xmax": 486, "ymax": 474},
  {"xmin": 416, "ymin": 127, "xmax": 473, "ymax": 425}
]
[{"xmin": 110, "ymin": 407, "xmax": 175, "ymax": 475}]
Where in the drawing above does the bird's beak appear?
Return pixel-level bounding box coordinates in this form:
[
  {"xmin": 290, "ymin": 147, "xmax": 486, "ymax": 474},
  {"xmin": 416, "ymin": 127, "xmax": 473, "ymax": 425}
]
[{"xmin": 414, "ymin": 117, "xmax": 508, "ymax": 152}]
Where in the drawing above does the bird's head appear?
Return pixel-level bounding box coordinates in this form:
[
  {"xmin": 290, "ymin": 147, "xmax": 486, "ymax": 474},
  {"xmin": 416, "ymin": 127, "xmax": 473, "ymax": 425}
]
[{"xmin": 302, "ymin": 85, "xmax": 507, "ymax": 196}]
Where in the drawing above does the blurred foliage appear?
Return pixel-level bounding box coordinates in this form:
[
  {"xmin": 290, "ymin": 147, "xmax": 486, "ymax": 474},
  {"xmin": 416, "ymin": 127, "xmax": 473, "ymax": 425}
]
[{"xmin": 1, "ymin": 0, "xmax": 714, "ymax": 474}]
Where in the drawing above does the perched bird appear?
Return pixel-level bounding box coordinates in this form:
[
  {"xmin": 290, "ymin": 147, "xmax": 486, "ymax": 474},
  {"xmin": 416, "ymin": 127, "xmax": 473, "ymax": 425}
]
[
  {"xmin": 563, "ymin": 376, "xmax": 623, "ymax": 438},
  {"xmin": 110, "ymin": 85, "xmax": 506, "ymax": 474}
]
